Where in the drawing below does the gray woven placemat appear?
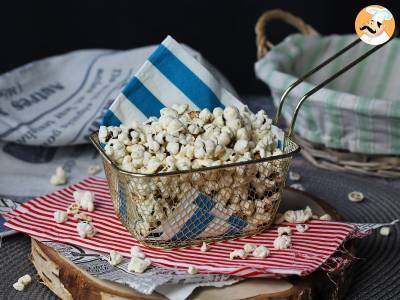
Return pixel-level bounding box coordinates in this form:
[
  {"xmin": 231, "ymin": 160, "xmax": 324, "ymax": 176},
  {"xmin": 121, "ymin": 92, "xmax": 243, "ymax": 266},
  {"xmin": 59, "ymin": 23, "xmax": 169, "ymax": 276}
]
[{"xmin": 1, "ymin": 96, "xmax": 399, "ymax": 299}]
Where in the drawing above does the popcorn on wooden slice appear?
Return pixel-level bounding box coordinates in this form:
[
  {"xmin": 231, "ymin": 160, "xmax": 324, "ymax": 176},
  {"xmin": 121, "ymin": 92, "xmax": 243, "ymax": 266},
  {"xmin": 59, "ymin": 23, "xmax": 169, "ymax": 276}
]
[
  {"xmin": 73, "ymin": 190, "xmax": 95, "ymax": 212},
  {"xmin": 50, "ymin": 166, "xmax": 67, "ymax": 185}
]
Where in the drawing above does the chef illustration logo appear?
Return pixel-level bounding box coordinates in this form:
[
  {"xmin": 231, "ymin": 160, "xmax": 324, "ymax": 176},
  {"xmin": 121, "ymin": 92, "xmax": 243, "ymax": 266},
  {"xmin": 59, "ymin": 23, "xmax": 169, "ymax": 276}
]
[{"xmin": 355, "ymin": 5, "xmax": 395, "ymax": 45}]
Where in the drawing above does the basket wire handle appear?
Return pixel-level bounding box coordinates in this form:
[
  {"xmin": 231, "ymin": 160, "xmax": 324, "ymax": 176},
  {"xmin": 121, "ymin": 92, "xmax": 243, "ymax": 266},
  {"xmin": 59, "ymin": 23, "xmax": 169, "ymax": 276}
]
[
  {"xmin": 286, "ymin": 35, "xmax": 395, "ymax": 137},
  {"xmin": 255, "ymin": 9, "xmax": 318, "ymax": 59},
  {"xmin": 274, "ymin": 38, "xmax": 361, "ymax": 125}
]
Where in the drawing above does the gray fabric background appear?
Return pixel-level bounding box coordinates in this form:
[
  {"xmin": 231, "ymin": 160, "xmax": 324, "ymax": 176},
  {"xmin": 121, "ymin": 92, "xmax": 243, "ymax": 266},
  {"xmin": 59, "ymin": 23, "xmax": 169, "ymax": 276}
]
[{"xmin": 1, "ymin": 96, "xmax": 399, "ymax": 299}]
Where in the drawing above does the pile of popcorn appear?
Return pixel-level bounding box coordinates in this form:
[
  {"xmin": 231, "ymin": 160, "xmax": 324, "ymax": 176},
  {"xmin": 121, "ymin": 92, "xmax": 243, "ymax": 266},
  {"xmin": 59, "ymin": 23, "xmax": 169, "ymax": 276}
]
[
  {"xmin": 98, "ymin": 104, "xmax": 281, "ymax": 174},
  {"xmin": 98, "ymin": 105, "xmax": 287, "ymax": 238}
]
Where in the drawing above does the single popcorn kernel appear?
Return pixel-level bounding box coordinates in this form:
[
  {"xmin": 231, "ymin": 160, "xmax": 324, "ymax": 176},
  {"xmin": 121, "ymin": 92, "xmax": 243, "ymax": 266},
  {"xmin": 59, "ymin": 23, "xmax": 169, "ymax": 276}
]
[
  {"xmin": 229, "ymin": 249, "xmax": 248, "ymax": 260},
  {"xmin": 13, "ymin": 282, "xmax": 25, "ymax": 292},
  {"xmin": 273, "ymin": 235, "xmax": 292, "ymax": 250},
  {"xmin": 243, "ymin": 243, "xmax": 257, "ymax": 253},
  {"xmin": 187, "ymin": 265, "xmax": 198, "ymax": 275},
  {"xmin": 252, "ymin": 246, "xmax": 270, "ymax": 258},
  {"xmin": 18, "ymin": 274, "xmax": 32, "ymax": 286},
  {"xmin": 200, "ymin": 242, "xmax": 210, "ymax": 252},
  {"xmin": 50, "ymin": 166, "xmax": 67, "ymax": 185}
]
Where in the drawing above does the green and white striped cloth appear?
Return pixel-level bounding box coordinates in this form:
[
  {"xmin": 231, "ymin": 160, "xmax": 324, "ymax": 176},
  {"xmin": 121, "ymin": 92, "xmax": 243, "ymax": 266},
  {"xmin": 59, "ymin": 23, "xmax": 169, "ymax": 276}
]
[{"xmin": 255, "ymin": 34, "xmax": 400, "ymax": 155}]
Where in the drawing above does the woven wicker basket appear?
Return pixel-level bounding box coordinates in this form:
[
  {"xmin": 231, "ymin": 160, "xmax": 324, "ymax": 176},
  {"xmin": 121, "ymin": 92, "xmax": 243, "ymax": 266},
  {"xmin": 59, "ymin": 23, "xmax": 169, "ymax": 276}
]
[
  {"xmin": 255, "ymin": 9, "xmax": 400, "ymax": 178},
  {"xmin": 91, "ymin": 132, "xmax": 299, "ymax": 249}
]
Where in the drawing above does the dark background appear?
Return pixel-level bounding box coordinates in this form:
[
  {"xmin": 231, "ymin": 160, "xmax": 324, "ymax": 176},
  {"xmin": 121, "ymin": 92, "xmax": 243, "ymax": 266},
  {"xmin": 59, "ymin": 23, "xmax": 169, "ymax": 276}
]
[{"xmin": 0, "ymin": 0, "xmax": 398, "ymax": 93}]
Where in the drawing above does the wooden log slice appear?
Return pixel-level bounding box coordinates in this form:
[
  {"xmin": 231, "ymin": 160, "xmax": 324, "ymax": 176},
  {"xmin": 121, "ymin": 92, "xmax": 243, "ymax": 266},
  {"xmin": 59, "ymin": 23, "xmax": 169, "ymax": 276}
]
[{"xmin": 31, "ymin": 188, "xmax": 354, "ymax": 300}]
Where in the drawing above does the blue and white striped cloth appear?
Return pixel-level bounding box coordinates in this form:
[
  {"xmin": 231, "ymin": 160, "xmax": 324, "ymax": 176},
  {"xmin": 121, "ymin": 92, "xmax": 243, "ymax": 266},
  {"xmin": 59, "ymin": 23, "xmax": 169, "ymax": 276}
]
[
  {"xmin": 102, "ymin": 36, "xmax": 273, "ymax": 241},
  {"xmin": 102, "ymin": 35, "xmax": 245, "ymax": 126}
]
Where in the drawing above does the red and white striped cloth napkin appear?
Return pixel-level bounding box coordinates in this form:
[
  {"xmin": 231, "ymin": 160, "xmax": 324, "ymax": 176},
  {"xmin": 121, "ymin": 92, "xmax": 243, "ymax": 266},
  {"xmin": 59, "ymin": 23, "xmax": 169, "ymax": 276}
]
[{"xmin": 4, "ymin": 177, "xmax": 364, "ymax": 278}]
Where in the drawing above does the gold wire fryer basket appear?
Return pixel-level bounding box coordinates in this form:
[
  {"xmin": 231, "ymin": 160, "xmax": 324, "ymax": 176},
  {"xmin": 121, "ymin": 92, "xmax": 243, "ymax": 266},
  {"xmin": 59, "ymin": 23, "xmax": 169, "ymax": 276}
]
[
  {"xmin": 91, "ymin": 132, "xmax": 299, "ymax": 249},
  {"xmin": 90, "ymin": 29, "xmax": 389, "ymax": 249}
]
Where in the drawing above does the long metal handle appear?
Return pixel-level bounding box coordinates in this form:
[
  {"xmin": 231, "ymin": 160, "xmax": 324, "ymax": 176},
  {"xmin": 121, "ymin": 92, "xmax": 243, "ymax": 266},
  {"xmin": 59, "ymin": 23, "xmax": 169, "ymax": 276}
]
[
  {"xmin": 274, "ymin": 34, "xmax": 395, "ymax": 137},
  {"xmin": 274, "ymin": 38, "xmax": 361, "ymax": 124}
]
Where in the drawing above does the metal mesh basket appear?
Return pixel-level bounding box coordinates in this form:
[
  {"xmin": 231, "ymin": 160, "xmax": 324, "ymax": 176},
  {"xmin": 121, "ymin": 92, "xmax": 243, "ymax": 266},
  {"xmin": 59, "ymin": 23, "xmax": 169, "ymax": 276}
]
[
  {"xmin": 89, "ymin": 16, "xmax": 389, "ymax": 248},
  {"xmin": 91, "ymin": 133, "xmax": 299, "ymax": 248}
]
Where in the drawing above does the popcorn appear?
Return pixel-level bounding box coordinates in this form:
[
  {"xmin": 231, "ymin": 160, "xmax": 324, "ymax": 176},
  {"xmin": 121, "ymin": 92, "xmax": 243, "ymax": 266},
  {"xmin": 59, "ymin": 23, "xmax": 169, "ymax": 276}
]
[
  {"xmin": 284, "ymin": 207, "xmax": 313, "ymax": 223},
  {"xmin": 199, "ymin": 108, "xmax": 212, "ymax": 123},
  {"xmin": 50, "ymin": 166, "xmax": 67, "ymax": 185},
  {"xmin": 213, "ymin": 107, "xmax": 224, "ymax": 118},
  {"xmin": 18, "ymin": 274, "xmax": 32, "ymax": 286},
  {"xmin": 200, "ymin": 242, "xmax": 210, "ymax": 252},
  {"xmin": 167, "ymin": 119, "xmax": 184, "ymax": 136},
  {"xmin": 176, "ymin": 156, "xmax": 191, "ymax": 171},
  {"xmin": 380, "ymin": 227, "xmax": 391, "ymax": 236},
  {"xmin": 290, "ymin": 183, "xmax": 305, "ymax": 191},
  {"xmin": 166, "ymin": 142, "xmax": 180, "ymax": 155},
  {"xmin": 289, "ymin": 171, "xmax": 301, "ymax": 181},
  {"xmin": 187, "ymin": 265, "xmax": 198, "ymax": 275},
  {"xmin": 76, "ymin": 221, "xmax": 97, "ymax": 238},
  {"xmin": 130, "ymin": 246, "xmax": 146, "ymax": 259},
  {"xmin": 128, "ymin": 257, "xmax": 152, "ymax": 273},
  {"xmin": 13, "ymin": 282, "xmax": 25, "ymax": 291},
  {"xmin": 348, "ymin": 191, "xmax": 364, "ymax": 202},
  {"xmin": 233, "ymin": 139, "xmax": 249, "ymax": 154},
  {"xmin": 67, "ymin": 203, "xmax": 80, "ymax": 214},
  {"xmin": 223, "ymin": 106, "xmax": 240, "ymax": 120},
  {"xmin": 160, "ymin": 107, "xmax": 178, "ymax": 118},
  {"xmin": 98, "ymin": 105, "xmax": 284, "ymax": 231},
  {"xmin": 73, "ymin": 190, "xmax": 95, "ymax": 212},
  {"xmin": 172, "ymin": 103, "xmax": 189, "ymax": 115},
  {"xmin": 54, "ymin": 211, "xmax": 68, "ymax": 223},
  {"xmin": 100, "ymin": 105, "xmax": 278, "ymax": 174},
  {"xmin": 277, "ymin": 226, "xmax": 292, "ymax": 236},
  {"xmin": 273, "ymin": 235, "xmax": 292, "ymax": 250},
  {"xmin": 243, "ymin": 243, "xmax": 257, "ymax": 253},
  {"xmin": 73, "ymin": 212, "xmax": 92, "ymax": 222},
  {"xmin": 252, "ymin": 246, "xmax": 270, "ymax": 258},
  {"xmin": 98, "ymin": 126, "xmax": 110, "ymax": 143},
  {"xmin": 319, "ymin": 214, "xmax": 332, "ymax": 221},
  {"xmin": 296, "ymin": 224, "xmax": 309, "ymax": 233},
  {"xmin": 145, "ymin": 157, "xmax": 162, "ymax": 173},
  {"xmin": 109, "ymin": 250, "xmax": 123, "ymax": 266},
  {"xmin": 229, "ymin": 249, "xmax": 248, "ymax": 260}
]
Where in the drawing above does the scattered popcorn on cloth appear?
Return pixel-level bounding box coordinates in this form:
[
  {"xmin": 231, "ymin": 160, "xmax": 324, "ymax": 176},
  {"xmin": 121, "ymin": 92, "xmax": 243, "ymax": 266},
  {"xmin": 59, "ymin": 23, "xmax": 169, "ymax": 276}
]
[{"xmin": 4, "ymin": 177, "xmax": 396, "ymax": 278}]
